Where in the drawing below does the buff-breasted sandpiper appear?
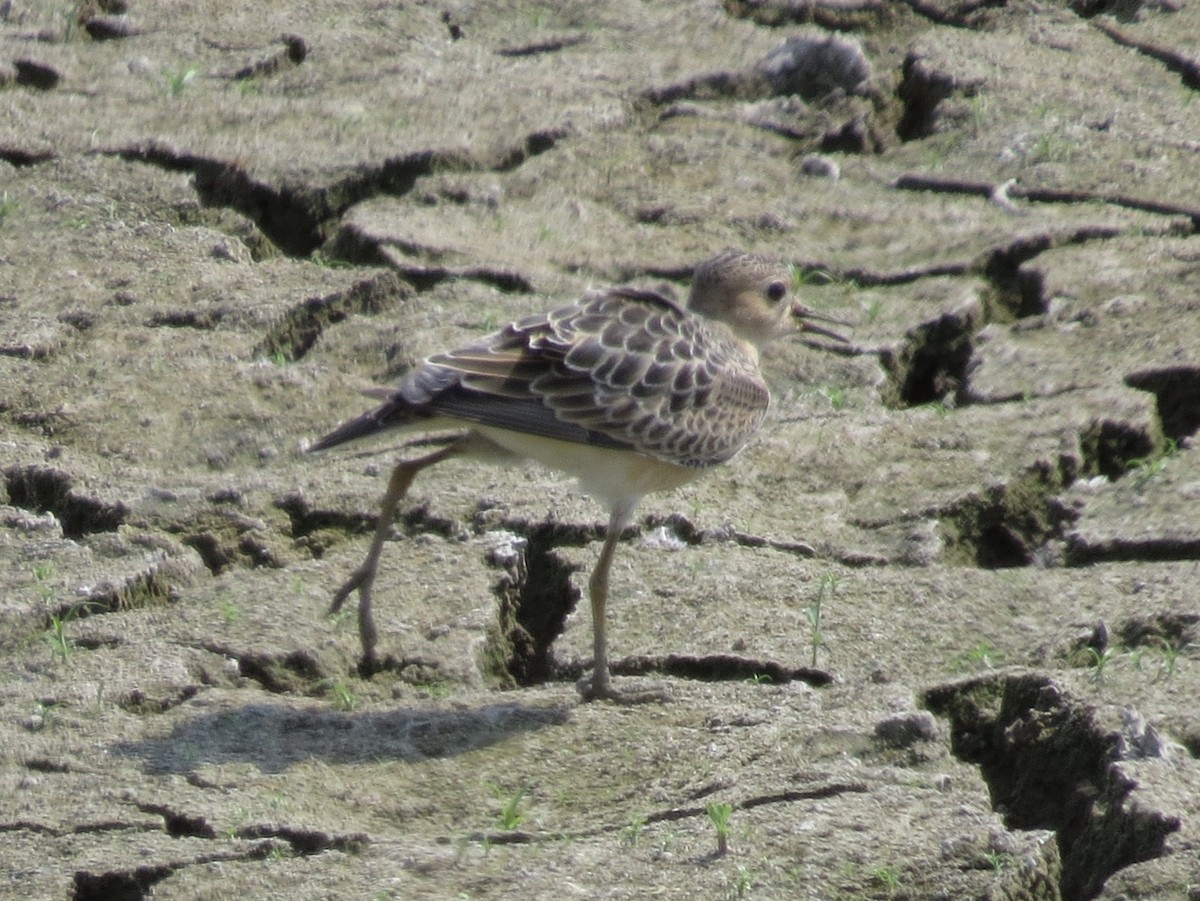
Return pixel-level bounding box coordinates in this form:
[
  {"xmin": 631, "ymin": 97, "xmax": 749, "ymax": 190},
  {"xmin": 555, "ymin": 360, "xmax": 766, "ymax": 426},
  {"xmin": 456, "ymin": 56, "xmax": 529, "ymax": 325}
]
[{"xmin": 311, "ymin": 249, "xmax": 847, "ymax": 699}]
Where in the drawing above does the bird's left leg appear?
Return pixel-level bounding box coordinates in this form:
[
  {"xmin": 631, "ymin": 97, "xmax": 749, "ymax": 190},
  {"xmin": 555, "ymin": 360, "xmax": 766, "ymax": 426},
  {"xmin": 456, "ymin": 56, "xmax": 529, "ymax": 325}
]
[{"xmin": 330, "ymin": 439, "xmax": 465, "ymax": 673}]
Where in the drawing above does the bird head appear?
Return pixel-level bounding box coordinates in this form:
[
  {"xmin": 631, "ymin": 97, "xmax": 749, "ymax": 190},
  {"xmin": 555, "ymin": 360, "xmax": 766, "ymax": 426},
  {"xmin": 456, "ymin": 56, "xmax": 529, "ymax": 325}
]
[{"xmin": 688, "ymin": 249, "xmax": 849, "ymax": 349}]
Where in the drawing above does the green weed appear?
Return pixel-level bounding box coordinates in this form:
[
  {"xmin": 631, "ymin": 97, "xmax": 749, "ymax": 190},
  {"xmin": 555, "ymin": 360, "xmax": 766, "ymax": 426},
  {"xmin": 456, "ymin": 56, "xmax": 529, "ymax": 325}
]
[
  {"xmin": 0, "ymin": 192, "xmax": 17, "ymax": 226},
  {"xmin": 873, "ymin": 865, "xmax": 902, "ymax": 895},
  {"xmin": 807, "ymin": 573, "xmax": 837, "ymax": 667},
  {"xmin": 1072, "ymin": 645, "xmax": 1119, "ymax": 687},
  {"xmin": 31, "ymin": 564, "xmax": 55, "ymax": 603},
  {"xmin": 165, "ymin": 67, "xmax": 198, "ymax": 97},
  {"xmin": 705, "ymin": 800, "xmax": 733, "ymax": 856},
  {"xmin": 45, "ymin": 611, "xmax": 74, "ymax": 664},
  {"xmin": 490, "ymin": 783, "xmax": 528, "ymax": 831},
  {"xmin": 328, "ymin": 680, "xmax": 358, "ymax": 711},
  {"xmin": 1127, "ymin": 438, "xmax": 1178, "ymax": 491},
  {"xmin": 984, "ymin": 850, "xmax": 1012, "ymax": 871},
  {"xmin": 1153, "ymin": 639, "xmax": 1186, "ymax": 682},
  {"xmin": 218, "ymin": 596, "xmax": 240, "ymax": 625},
  {"xmin": 621, "ymin": 814, "xmax": 647, "ymax": 847},
  {"xmin": 950, "ymin": 641, "xmax": 1004, "ymax": 673},
  {"xmin": 791, "ymin": 265, "xmax": 835, "ymax": 289},
  {"xmin": 818, "ymin": 385, "xmax": 847, "ymax": 411},
  {"xmin": 728, "ymin": 865, "xmax": 754, "ymax": 899}
]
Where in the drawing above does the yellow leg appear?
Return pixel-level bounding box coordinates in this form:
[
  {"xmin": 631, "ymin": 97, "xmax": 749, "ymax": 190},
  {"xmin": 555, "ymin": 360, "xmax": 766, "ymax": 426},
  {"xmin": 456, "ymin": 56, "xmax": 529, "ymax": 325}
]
[
  {"xmin": 584, "ymin": 501, "xmax": 636, "ymax": 700},
  {"xmin": 330, "ymin": 441, "xmax": 463, "ymax": 671}
]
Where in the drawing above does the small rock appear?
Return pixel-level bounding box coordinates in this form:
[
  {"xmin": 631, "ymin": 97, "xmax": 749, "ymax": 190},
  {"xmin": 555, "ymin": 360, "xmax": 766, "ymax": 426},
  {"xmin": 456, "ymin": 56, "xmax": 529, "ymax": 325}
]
[
  {"xmin": 482, "ymin": 530, "xmax": 526, "ymax": 567},
  {"xmin": 868, "ymin": 667, "xmax": 892, "ymax": 684},
  {"xmin": 211, "ymin": 239, "xmax": 252, "ymax": 264},
  {"xmin": 799, "ymin": 154, "xmax": 840, "ymax": 180},
  {"xmin": 874, "ymin": 710, "xmax": 939, "ymax": 747},
  {"xmin": 756, "ymin": 34, "xmax": 872, "ymax": 101},
  {"xmin": 1119, "ymin": 707, "xmax": 1183, "ymax": 762},
  {"xmin": 898, "ymin": 518, "xmax": 943, "ymax": 565},
  {"xmin": 127, "ymin": 56, "xmax": 154, "ymax": 77}
]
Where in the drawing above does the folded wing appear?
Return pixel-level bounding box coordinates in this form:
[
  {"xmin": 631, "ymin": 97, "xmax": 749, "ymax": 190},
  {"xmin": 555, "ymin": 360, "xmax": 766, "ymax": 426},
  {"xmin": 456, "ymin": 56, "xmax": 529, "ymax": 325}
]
[{"xmin": 313, "ymin": 287, "xmax": 770, "ymax": 467}]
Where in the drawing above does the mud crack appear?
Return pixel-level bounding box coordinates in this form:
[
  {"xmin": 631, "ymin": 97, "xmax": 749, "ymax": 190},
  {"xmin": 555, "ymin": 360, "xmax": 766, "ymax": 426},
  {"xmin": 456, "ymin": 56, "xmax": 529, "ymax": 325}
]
[
  {"xmin": 110, "ymin": 127, "xmax": 567, "ymax": 257},
  {"xmin": 235, "ymin": 823, "xmax": 369, "ymax": 855},
  {"xmin": 3, "ymin": 464, "xmax": 127, "ymax": 539},
  {"xmin": 894, "ymin": 174, "xmax": 1200, "ymax": 231},
  {"xmin": 0, "ymin": 145, "xmax": 57, "ymax": 166},
  {"xmin": 1077, "ymin": 414, "xmax": 1159, "ymax": 482},
  {"xmin": 323, "ymin": 225, "xmax": 535, "ymax": 293},
  {"xmin": 880, "ymin": 299, "xmax": 981, "ymax": 407},
  {"xmin": 497, "ymin": 33, "xmax": 588, "ymax": 57},
  {"xmin": 879, "ymin": 225, "xmax": 1140, "ymax": 408},
  {"xmin": 254, "ymin": 270, "xmax": 412, "ymax": 363},
  {"xmin": 69, "ymin": 801, "xmax": 367, "ymax": 899},
  {"xmin": 1090, "ymin": 18, "xmax": 1200, "ymax": 91},
  {"xmin": 196, "ymin": 642, "xmax": 332, "ymax": 694},
  {"xmin": 896, "ymin": 50, "xmax": 984, "ymax": 141},
  {"xmin": 130, "ymin": 801, "xmax": 217, "ymax": 839},
  {"xmin": 924, "ymin": 671, "xmax": 1182, "ymax": 901},
  {"xmin": 613, "ymin": 652, "xmax": 834, "ymax": 687},
  {"xmin": 484, "ymin": 522, "xmax": 588, "ymax": 686},
  {"xmin": 73, "ymin": 846, "xmax": 277, "ymax": 901},
  {"xmin": 939, "ymin": 459, "xmax": 1078, "ymax": 567},
  {"xmin": 277, "ymin": 489, "xmax": 462, "ymax": 561},
  {"xmin": 480, "ymin": 512, "xmax": 850, "ymax": 686},
  {"xmin": 1125, "ymin": 365, "xmax": 1200, "ymax": 444}
]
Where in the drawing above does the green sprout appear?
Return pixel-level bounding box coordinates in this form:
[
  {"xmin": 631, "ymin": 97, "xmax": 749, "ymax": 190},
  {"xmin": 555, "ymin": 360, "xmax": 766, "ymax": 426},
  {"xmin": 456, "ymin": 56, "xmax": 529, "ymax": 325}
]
[
  {"xmin": 807, "ymin": 573, "xmax": 837, "ymax": 667},
  {"xmin": 705, "ymin": 801, "xmax": 733, "ymax": 856},
  {"xmin": 328, "ymin": 680, "xmax": 358, "ymax": 711},
  {"xmin": 490, "ymin": 784, "xmax": 529, "ymax": 831},
  {"xmin": 1127, "ymin": 438, "xmax": 1179, "ymax": 491},
  {"xmin": 165, "ymin": 67, "xmax": 198, "ymax": 97},
  {"xmin": 621, "ymin": 814, "xmax": 648, "ymax": 847}
]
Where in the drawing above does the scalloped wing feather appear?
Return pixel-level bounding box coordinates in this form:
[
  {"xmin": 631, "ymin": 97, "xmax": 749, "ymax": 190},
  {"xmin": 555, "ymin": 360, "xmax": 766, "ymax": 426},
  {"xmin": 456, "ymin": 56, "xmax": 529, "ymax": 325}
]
[{"xmin": 416, "ymin": 287, "xmax": 770, "ymax": 467}]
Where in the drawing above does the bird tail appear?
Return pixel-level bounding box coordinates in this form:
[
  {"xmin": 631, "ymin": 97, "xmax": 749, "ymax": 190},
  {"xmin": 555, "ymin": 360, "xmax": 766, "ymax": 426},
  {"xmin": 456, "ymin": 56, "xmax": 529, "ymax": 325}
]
[{"xmin": 307, "ymin": 388, "xmax": 419, "ymax": 452}]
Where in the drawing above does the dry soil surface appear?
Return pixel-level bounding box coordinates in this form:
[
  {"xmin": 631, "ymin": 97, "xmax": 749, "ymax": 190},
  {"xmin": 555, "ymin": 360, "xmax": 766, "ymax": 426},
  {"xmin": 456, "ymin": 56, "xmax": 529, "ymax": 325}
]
[{"xmin": 2, "ymin": 1, "xmax": 1200, "ymax": 899}]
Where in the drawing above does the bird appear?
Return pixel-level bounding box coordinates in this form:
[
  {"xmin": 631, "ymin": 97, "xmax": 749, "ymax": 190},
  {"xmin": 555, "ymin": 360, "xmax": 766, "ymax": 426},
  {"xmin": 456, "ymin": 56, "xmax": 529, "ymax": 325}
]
[{"xmin": 310, "ymin": 249, "xmax": 847, "ymax": 700}]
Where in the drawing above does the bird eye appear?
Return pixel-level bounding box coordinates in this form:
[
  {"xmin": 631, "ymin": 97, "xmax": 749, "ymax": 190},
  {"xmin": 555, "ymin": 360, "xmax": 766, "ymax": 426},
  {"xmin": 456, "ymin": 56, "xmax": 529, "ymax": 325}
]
[{"xmin": 765, "ymin": 280, "xmax": 788, "ymax": 303}]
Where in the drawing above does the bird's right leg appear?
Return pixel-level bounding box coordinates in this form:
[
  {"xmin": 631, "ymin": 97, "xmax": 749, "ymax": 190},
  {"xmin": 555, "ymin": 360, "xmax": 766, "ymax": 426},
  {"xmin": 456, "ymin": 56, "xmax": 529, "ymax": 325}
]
[
  {"xmin": 582, "ymin": 499, "xmax": 636, "ymax": 702},
  {"xmin": 330, "ymin": 440, "xmax": 464, "ymax": 673}
]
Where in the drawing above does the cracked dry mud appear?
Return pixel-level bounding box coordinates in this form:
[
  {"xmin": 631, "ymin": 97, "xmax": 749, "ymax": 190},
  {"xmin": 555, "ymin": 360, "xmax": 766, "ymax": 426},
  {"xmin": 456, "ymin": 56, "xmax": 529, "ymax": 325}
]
[{"xmin": 1, "ymin": 1, "xmax": 1199, "ymax": 898}]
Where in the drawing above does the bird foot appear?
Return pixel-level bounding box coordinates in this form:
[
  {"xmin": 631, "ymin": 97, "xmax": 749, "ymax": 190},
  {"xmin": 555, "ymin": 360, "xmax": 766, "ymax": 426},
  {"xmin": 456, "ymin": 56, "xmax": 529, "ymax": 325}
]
[
  {"xmin": 328, "ymin": 564, "xmax": 380, "ymax": 671},
  {"xmin": 578, "ymin": 676, "xmax": 671, "ymax": 705}
]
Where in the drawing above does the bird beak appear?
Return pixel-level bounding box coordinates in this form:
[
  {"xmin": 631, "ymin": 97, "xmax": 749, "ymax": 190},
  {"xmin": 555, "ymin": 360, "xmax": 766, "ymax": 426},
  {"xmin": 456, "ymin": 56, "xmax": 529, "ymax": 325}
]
[{"xmin": 791, "ymin": 302, "xmax": 850, "ymax": 343}]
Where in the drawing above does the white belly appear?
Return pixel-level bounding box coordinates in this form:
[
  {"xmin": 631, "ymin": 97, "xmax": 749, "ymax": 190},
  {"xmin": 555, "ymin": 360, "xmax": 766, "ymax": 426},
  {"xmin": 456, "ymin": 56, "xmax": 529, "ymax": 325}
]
[{"xmin": 474, "ymin": 426, "xmax": 706, "ymax": 509}]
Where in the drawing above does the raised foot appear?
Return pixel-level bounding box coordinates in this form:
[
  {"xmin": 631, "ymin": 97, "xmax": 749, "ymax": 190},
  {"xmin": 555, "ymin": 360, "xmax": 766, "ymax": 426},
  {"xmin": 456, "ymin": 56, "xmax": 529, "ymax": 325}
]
[{"xmin": 328, "ymin": 566, "xmax": 369, "ymax": 614}]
